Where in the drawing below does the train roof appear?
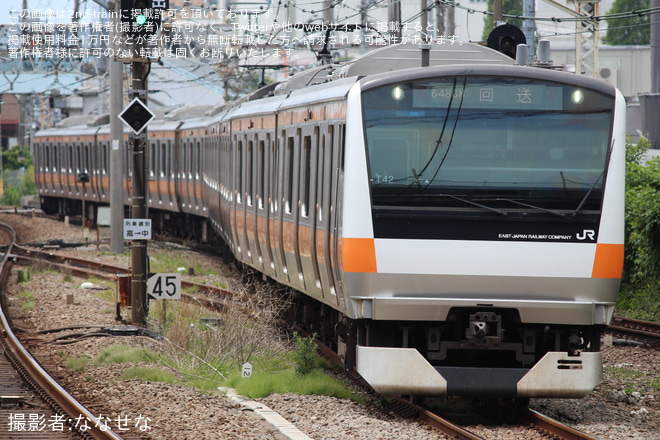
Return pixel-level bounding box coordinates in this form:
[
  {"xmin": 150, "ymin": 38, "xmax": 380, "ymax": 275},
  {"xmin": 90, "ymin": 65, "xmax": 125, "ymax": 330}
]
[
  {"xmin": 262, "ymin": 42, "xmax": 514, "ymax": 98},
  {"xmin": 163, "ymin": 105, "xmax": 215, "ymax": 121},
  {"xmin": 280, "ymin": 76, "xmax": 358, "ymax": 110},
  {"xmin": 334, "ymin": 42, "xmax": 514, "ymax": 78},
  {"xmin": 226, "ymin": 93, "xmax": 288, "ymax": 120},
  {"xmin": 358, "ymin": 63, "xmax": 617, "ymax": 96}
]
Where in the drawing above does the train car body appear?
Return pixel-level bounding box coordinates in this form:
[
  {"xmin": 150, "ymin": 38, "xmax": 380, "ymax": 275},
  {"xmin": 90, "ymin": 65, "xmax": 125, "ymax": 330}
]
[{"xmin": 33, "ymin": 42, "xmax": 625, "ymax": 399}]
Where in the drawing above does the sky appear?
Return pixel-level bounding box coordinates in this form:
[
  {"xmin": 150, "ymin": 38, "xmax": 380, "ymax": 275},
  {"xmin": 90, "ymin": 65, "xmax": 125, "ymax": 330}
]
[{"xmin": 1, "ymin": 1, "xmax": 106, "ymax": 26}]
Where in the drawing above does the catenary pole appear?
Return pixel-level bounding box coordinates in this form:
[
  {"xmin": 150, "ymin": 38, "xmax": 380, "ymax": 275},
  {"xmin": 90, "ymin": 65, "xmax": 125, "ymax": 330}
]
[{"xmin": 109, "ymin": 1, "xmax": 125, "ymax": 254}]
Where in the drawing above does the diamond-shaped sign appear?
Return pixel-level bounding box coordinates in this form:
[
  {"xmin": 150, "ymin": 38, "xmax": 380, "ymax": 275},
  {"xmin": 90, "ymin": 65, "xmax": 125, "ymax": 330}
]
[{"xmin": 119, "ymin": 97, "xmax": 155, "ymax": 135}]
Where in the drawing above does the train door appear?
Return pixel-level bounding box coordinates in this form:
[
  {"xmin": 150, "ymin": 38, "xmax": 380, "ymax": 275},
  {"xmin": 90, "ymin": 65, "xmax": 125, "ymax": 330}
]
[
  {"xmin": 176, "ymin": 139, "xmax": 186, "ymax": 210},
  {"xmin": 258, "ymin": 133, "xmax": 276, "ymax": 277},
  {"xmin": 43, "ymin": 143, "xmax": 54, "ymax": 195},
  {"xmin": 269, "ymin": 132, "xmax": 287, "ymax": 282},
  {"xmin": 329, "ymin": 123, "xmax": 346, "ymax": 310},
  {"xmin": 315, "ymin": 124, "xmax": 338, "ymax": 305},
  {"xmin": 232, "ymin": 134, "xmax": 250, "ymax": 261},
  {"xmin": 89, "ymin": 139, "xmax": 99, "ymax": 203},
  {"xmin": 66, "ymin": 144, "xmax": 74, "ymax": 198},
  {"xmin": 220, "ymin": 124, "xmax": 232, "ymax": 244},
  {"xmin": 244, "ymin": 135, "xmax": 257, "ymax": 266},
  {"xmin": 193, "ymin": 138, "xmax": 202, "ymax": 213},
  {"xmin": 83, "ymin": 143, "xmax": 91, "ymax": 198},
  {"xmin": 298, "ymin": 126, "xmax": 323, "ymax": 298},
  {"xmin": 159, "ymin": 140, "xmax": 170, "ymax": 210},
  {"xmin": 282, "ymin": 127, "xmax": 304, "ymax": 290},
  {"xmin": 75, "ymin": 144, "xmax": 83, "ymax": 202},
  {"xmin": 55, "ymin": 142, "xmax": 65, "ymax": 198},
  {"xmin": 148, "ymin": 139, "xmax": 159, "ymax": 209},
  {"xmin": 184, "ymin": 140, "xmax": 192, "ymax": 210},
  {"xmin": 248, "ymin": 132, "xmax": 264, "ymax": 270},
  {"xmin": 98, "ymin": 141, "xmax": 108, "ymax": 203}
]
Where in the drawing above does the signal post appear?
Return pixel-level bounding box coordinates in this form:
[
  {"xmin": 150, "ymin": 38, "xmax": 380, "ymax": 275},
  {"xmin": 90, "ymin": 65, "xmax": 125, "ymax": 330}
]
[{"xmin": 117, "ymin": 0, "xmax": 169, "ymax": 326}]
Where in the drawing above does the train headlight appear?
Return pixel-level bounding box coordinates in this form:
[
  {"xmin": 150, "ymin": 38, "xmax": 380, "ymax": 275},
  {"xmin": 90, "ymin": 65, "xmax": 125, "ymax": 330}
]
[
  {"xmin": 391, "ymin": 86, "xmax": 405, "ymax": 101},
  {"xmin": 571, "ymin": 89, "xmax": 584, "ymax": 104}
]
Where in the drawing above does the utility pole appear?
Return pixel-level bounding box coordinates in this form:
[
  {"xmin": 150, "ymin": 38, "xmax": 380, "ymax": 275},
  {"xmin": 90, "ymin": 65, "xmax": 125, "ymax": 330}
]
[
  {"xmin": 421, "ymin": 0, "xmax": 428, "ymax": 41},
  {"xmin": 129, "ymin": 59, "xmax": 148, "ymax": 326},
  {"xmin": 109, "ymin": 1, "xmax": 124, "ymax": 254},
  {"xmin": 118, "ymin": 0, "xmax": 168, "ymax": 326},
  {"xmin": 651, "ymin": 0, "xmax": 660, "ymax": 92},
  {"xmin": 522, "ymin": 0, "xmax": 535, "ymax": 63},
  {"xmin": 360, "ymin": 0, "xmax": 368, "ymax": 55},
  {"xmin": 435, "ymin": 0, "xmax": 445, "ymax": 38},
  {"xmin": 493, "ymin": 0, "xmax": 502, "ymax": 26},
  {"xmin": 446, "ymin": 1, "xmax": 455, "ymax": 36},
  {"xmin": 387, "ymin": 0, "xmax": 401, "ymax": 42}
]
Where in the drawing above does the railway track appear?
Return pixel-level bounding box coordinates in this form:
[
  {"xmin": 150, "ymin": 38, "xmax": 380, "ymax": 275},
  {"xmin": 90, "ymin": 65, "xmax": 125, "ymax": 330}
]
[
  {"xmin": 608, "ymin": 316, "xmax": 660, "ymax": 348},
  {"xmin": 303, "ymin": 324, "xmax": 602, "ymax": 440},
  {"xmin": 11, "ymin": 237, "xmax": 658, "ymax": 440},
  {"xmin": 0, "ymin": 222, "xmax": 126, "ymax": 440}
]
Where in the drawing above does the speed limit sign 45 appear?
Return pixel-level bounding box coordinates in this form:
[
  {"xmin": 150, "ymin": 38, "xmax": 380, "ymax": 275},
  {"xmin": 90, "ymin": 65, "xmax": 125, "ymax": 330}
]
[{"xmin": 147, "ymin": 273, "xmax": 181, "ymax": 300}]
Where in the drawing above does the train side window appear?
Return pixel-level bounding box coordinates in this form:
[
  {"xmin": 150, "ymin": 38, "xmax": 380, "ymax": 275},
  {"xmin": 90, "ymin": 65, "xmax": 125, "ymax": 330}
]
[
  {"xmin": 301, "ymin": 135, "xmax": 311, "ymax": 218},
  {"xmin": 196, "ymin": 140, "xmax": 201, "ymax": 179},
  {"xmin": 271, "ymin": 138, "xmax": 279, "ymax": 213},
  {"xmin": 101, "ymin": 145, "xmax": 107, "ymax": 175},
  {"xmin": 67, "ymin": 145, "xmax": 72, "ymax": 173},
  {"xmin": 285, "ymin": 136, "xmax": 295, "ymax": 214},
  {"xmin": 247, "ymin": 140, "xmax": 253, "ymax": 207},
  {"xmin": 168, "ymin": 140, "xmax": 174, "ymax": 178},
  {"xmin": 150, "ymin": 142, "xmax": 156, "ymax": 178},
  {"xmin": 44, "ymin": 145, "xmax": 50, "ymax": 172},
  {"xmin": 317, "ymin": 131, "xmax": 327, "ymax": 221},
  {"xmin": 84, "ymin": 144, "xmax": 90, "ymax": 173},
  {"xmin": 236, "ymin": 141, "xmax": 243, "ymax": 203},
  {"xmin": 189, "ymin": 143, "xmax": 194, "ymax": 179},
  {"xmin": 60, "ymin": 145, "xmax": 65, "ymax": 173},
  {"xmin": 258, "ymin": 139, "xmax": 265, "ymax": 210},
  {"xmin": 76, "ymin": 145, "xmax": 82, "ymax": 174},
  {"xmin": 53, "ymin": 145, "xmax": 59, "ymax": 173},
  {"xmin": 160, "ymin": 143, "xmax": 167, "ymax": 178}
]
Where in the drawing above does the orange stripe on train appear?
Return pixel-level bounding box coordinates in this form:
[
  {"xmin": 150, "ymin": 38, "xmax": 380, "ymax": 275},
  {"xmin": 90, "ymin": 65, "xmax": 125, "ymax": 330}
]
[
  {"xmin": 591, "ymin": 243, "xmax": 624, "ymax": 279},
  {"xmin": 341, "ymin": 238, "xmax": 377, "ymax": 273}
]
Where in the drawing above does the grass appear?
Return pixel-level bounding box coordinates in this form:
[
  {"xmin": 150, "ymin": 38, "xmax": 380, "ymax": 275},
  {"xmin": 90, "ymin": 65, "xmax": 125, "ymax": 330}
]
[
  {"xmin": 616, "ymin": 284, "xmax": 660, "ymax": 322},
  {"xmin": 70, "ymin": 341, "xmax": 360, "ymax": 404},
  {"xmin": 148, "ymin": 248, "xmax": 223, "ymax": 277},
  {"xmin": 604, "ymin": 366, "xmax": 660, "ymax": 395},
  {"xmin": 92, "ymin": 344, "xmax": 155, "ymax": 366},
  {"xmin": 230, "ymin": 369, "xmax": 364, "ymax": 403},
  {"xmin": 17, "ymin": 290, "xmax": 34, "ymax": 310},
  {"xmin": 122, "ymin": 366, "xmax": 178, "ymax": 384},
  {"xmin": 66, "ymin": 356, "xmax": 90, "ymax": 371}
]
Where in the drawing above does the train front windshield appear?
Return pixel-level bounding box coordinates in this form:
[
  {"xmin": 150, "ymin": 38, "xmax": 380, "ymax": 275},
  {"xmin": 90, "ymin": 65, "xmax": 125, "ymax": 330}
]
[{"xmin": 362, "ymin": 77, "xmax": 615, "ymax": 212}]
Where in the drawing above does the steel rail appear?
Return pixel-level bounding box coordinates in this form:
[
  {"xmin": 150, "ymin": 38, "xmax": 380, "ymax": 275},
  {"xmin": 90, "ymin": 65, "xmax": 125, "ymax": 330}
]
[
  {"xmin": 10, "ymin": 235, "xmax": 615, "ymax": 440},
  {"xmin": 13, "ymin": 247, "xmax": 238, "ymax": 299},
  {"xmin": 293, "ymin": 325, "xmax": 486, "ymax": 440},
  {"xmin": 522, "ymin": 408, "xmax": 600, "ymax": 440},
  {"xmin": 0, "ymin": 222, "xmax": 125, "ymax": 440}
]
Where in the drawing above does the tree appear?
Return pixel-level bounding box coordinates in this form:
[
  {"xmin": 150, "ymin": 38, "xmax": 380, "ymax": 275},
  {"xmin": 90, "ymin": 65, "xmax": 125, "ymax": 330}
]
[
  {"xmin": 623, "ymin": 137, "xmax": 660, "ymax": 285},
  {"xmin": 2, "ymin": 145, "xmax": 33, "ymax": 171},
  {"xmin": 603, "ymin": 0, "xmax": 650, "ymax": 45},
  {"xmin": 481, "ymin": 0, "xmax": 523, "ymax": 41}
]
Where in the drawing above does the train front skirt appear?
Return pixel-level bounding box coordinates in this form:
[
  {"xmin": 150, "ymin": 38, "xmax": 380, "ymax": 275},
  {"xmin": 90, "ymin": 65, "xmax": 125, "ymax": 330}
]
[{"xmin": 356, "ymin": 346, "xmax": 602, "ymax": 398}]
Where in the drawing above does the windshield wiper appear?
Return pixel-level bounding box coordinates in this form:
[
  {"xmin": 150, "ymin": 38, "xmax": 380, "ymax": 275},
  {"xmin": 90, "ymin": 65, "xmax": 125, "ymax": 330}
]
[
  {"xmin": 439, "ymin": 194, "xmax": 508, "ymax": 216},
  {"xmin": 494, "ymin": 198, "xmax": 566, "ymax": 218},
  {"xmin": 572, "ymin": 139, "xmax": 614, "ymax": 217}
]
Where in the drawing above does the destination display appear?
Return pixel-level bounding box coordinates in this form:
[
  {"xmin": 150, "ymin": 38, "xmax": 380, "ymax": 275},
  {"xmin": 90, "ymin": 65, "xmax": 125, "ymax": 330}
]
[{"xmin": 411, "ymin": 83, "xmax": 564, "ymax": 110}]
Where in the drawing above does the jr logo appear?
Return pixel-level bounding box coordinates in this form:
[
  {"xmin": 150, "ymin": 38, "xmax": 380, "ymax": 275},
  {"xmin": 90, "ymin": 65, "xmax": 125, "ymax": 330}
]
[{"xmin": 577, "ymin": 229, "xmax": 596, "ymax": 241}]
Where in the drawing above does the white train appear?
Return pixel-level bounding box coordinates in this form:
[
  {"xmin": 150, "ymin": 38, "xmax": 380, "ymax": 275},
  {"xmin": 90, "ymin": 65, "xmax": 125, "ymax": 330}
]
[{"xmin": 34, "ymin": 42, "xmax": 625, "ymax": 398}]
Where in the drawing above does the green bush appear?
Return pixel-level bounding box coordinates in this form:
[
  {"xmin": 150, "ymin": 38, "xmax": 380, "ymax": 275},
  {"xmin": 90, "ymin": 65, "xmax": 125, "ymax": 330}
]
[
  {"xmin": 620, "ymin": 137, "xmax": 660, "ymax": 321},
  {"xmin": 293, "ymin": 332, "xmax": 318, "ymax": 376}
]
